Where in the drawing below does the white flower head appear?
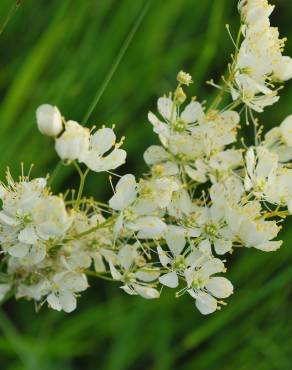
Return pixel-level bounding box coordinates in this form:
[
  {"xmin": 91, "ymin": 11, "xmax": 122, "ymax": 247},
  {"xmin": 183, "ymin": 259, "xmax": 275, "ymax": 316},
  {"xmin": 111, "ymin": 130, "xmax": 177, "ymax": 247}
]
[
  {"xmin": 83, "ymin": 127, "xmax": 126, "ymax": 172},
  {"xmin": 47, "ymin": 272, "xmax": 88, "ymax": 313},
  {"xmin": 55, "ymin": 120, "xmax": 90, "ymax": 161}
]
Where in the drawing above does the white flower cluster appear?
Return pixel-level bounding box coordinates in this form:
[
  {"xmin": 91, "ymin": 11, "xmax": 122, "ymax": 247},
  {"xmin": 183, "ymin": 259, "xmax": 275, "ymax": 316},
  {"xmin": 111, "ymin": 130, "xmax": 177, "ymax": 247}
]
[
  {"xmin": 0, "ymin": 0, "xmax": 291, "ymax": 315},
  {"xmin": 230, "ymin": 0, "xmax": 292, "ymax": 112}
]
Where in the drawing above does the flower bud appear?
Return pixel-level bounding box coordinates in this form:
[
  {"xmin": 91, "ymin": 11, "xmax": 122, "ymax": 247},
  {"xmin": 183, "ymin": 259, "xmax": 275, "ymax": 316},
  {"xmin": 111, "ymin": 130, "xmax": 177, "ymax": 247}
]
[
  {"xmin": 36, "ymin": 104, "xmax": 63, "ymax": 137},
  {"xmin": 177, "ymin": 71, "xmax": 193, "ymax": 86},
  {"xmin": 175, "ymin": 87, "xmax": 186, "ymax": 104}
]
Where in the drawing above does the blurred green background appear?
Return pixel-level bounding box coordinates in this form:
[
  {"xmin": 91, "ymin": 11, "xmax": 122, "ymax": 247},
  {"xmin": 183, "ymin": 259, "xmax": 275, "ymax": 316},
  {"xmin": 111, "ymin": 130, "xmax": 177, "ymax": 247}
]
[{"xmin": 0, "ymin": 0, "xmax": 292, "ymax": 369}]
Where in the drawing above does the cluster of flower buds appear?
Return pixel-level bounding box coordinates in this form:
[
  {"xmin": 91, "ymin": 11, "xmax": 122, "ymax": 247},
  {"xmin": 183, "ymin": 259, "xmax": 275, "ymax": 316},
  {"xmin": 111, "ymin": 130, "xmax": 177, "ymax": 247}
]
[{"xmin": 0, "ymin": 0, "xmax": 292, "ymax": 315}]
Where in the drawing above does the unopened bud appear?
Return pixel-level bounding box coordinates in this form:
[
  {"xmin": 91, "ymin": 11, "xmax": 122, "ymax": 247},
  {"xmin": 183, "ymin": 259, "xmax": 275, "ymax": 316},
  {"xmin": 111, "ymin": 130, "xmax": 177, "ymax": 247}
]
[
  {"xmin": 36, "ymin": 104, "xmax": 63, "ymax": 137},
  {"xmin": 175, "ymin": 87, "xmax": 186, "ymax": 104},
  {"xmin": 177, "ymin": 71, "xmax": 193, "ymax": 86}
]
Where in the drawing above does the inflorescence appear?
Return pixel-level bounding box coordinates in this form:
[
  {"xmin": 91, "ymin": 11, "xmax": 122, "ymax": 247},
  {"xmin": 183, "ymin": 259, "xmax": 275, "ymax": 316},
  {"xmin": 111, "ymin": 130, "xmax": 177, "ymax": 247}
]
[{"xmin": 0, "ymin": 0, "xmax": 292, "ymax": 314}]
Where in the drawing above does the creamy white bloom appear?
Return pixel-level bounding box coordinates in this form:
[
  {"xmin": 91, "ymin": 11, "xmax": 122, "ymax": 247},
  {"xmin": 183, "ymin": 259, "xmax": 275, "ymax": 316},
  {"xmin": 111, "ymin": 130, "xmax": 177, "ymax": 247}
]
[
  {"xmin": 109, "ymin": 244, "xmax": 160, "ymax": 299},
  {"xmin": 46, "ymin": 272, "xmax": 88, "ymax": 313},
  {"xmin": 83, "ymin": 127, "xmax": 126, "ymax": 172},
  {"xmin": 238, "ymin": 0, "xmax": 274, "ymax": 26},
  {"xmin": 36, "ymin": 104, "xmax": 63, "ymax": 137},
  {"xmin": 157, "ymin": 226, "xmax": 187, "ymax": 288},
  {"xmin": 225, "ymin": 201, "xmax": 282, "ymax": 251},
  {"xmin": 265, "ymin": 168, "xmax": 292, "ymax": 213},
  {"xmin": 55, "ymin": 120, "xmax": 90, "ymax": 161},
  {"xmin": 244, "ymin": 147, "xmax": 278, "ymax": 194},
  {"xmin": 32, "ymin": 196, "xmax": 72, "ymax": 240},
  {"xmin": 185, "ymin": 254, "xmax": 233, "ymax": 315},
  {"xmin": 264, "ymin": 116, "xmax": 292, "ymax": 161},
  {"xmin": 109, "ymin": 174, "xmax": 168, "ymax": 238}
]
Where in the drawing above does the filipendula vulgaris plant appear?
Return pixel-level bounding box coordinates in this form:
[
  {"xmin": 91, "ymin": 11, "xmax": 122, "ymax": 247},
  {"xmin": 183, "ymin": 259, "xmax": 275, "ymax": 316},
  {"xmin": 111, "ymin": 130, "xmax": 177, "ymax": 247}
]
[{"xmin": 0, "ymin": 0, "xmax": 292, "ymax": 314}]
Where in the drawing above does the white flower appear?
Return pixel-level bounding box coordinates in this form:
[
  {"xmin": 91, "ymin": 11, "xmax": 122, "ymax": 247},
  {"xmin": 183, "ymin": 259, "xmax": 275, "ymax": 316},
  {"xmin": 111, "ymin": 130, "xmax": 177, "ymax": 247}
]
[
  {"xmin": 109, "ymin": 244, "xmax": 160, "ymax": 299},
  {"xmin": 265, "ymin": 168, "xmax": 292, "ymax": 213},
  {"xmin": 157, "ymin": 226, "xmax": 187, "ymax": 288},
  {"xmin": 187, "ymin": 204, "xmax": 233, "ymax": 255},
  {"xmin": 32, "ymin": 196, "xmax": 72, "ymax": 240},
  {"xmin": 244, "ymin": 147, "xmax": 278, "ymax": 194},
  {"xmin": 238, "ymin": 0, "xmax": 274, "ymax": 26},
  {"xmin": 144, "ymin": 146, "xmax": 179, "ymax": 177},
  {"xmin": 109, "ymin": 174, "xmax": 137, "ymax": 211},
  {"xmin": 230, "ymin": 73, "xmax": 279, "ymax": 113},
  {"xmin": 109, "ymin": 174, "xmax": 167, "ymax": 238},
  {"xmin": 83, "ymin": 127, "xmax": 126, "ymax": 172},
  {"xmin": 47, "ymin": 272, "xmax": 88, "ymax": 313},
  {"xmin": 55, "ymin": 120, "xmax": 90, "ymax": 161},
  {"xmin": 36, "ymin": 104, "xmax": 63, "ymax": 137},
  {"xmin": 225, "ymin": 201, "xmax": 282, "ymax": 251},
  {"xmin": 0, "ymin": 176, "xmax": 47, "ymax": 220},
  {"xmin": 185, "ymin": 255, "xmax": 233, "ymax": 315},
  {"xmin": 273, "ymin": 56, "xmax": 292, "ymax": 82},
  {"xmin": 16, "ymin": 280, "xmax": 50, "ymax": 301},
  {"xmin": 148, "ymin": 97, "xmax": 204, "ymax": 146}
]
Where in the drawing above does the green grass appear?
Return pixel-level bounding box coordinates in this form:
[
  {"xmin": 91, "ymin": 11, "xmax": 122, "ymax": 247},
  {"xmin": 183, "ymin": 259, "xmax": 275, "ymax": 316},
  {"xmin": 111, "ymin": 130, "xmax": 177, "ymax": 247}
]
[{"xmin": 0, "ymin": 0, "xmax": 292, "ymax": 369}]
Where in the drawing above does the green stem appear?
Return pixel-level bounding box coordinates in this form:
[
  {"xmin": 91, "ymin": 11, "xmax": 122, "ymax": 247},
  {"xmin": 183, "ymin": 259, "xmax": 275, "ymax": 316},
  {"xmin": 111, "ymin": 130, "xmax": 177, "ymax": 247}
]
[
  {"xmin": 67, "ymin": 217, "xmax": 115, "ymax": 241},
  {"xmin": 264, "ymin": 210, "xmax": 289, "ymax": 219},
  {"xmin": 72, "ymin": 161, "xmax": 89, "ymax": 209},
  {"xmin": 85, "ymin": 270, "xmax": 116, "ymax": 282}
]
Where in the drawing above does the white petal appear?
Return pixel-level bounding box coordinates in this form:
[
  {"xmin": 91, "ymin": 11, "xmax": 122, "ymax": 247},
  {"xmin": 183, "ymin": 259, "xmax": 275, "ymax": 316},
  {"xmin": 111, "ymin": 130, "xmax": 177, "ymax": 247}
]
[
  {"xmin": 93, "ymin": 254, "xmax": 106, "ymax": 272},
  {"xmin": 214, "ymin": 239, "xmax": 232, "ymax": 255},
  {"xmin": 62, "ymin": 273, "xmax": 88, "ymax": 292},
  {"xmin": 135, "ymin": 270, "xmax": 160, "ymax": 282},
  {"xmin": 118, "ymin": 244, "xmax": 138, "ymax": 270},
  {"xmin": 120, "ymin": 285, "xmax": 137, "ymax": 296},
  {"xmin": 143, "ymin": 145, "xmax": 170, "ymax": 165},
  {"xmin": 18, "ymin": 226, "xmax": 38, "ymax": 244},
  {"xmin": 165, "ymin": 226, "xmax": 186, "ymax": 256},
  {"xmin": 201, "ymin": 258, "xmax": 225, "ymax": 277},
  {"xmin": 157, "ymin": 97, "xmax": 174, "ymax": 121},
  {"xmin": 109, "ymin": 174, "xmax": 137, "ymax": 210},
  {"xmin": 26, "ymin": 244, "xmax": 46, "ymax": 264},
  {"xmin": 133, "ymin": 284, "xmax": 160, "ymax": 299},
  {"xmin": 0, "ymin": 211, "xmax": 17, "ymax": 226},
  {"xmin": 255, "ymin": 241, "xmax": 282, "ymax": 252},
  {"xmin": 157, "ymin": 246, "xmax": 171, "ymax": 267},
  {"xmin": 159, "ymin": 271, "xmax": 179, "ymax": 288},
  {"xmin": 85, "ymin": 148, "xmax": 126, "ymax": 172},
  {"xmin": 59, "ymin": 291, "xmax": 77, "ymax": 313},
  {"xmin": 47, "ymin": 293, "xmax": 62, "ymax": 311},
  {"xmin": 181, "ymin": 101, "xmax": 204, "ymax": 123},
  {"xmin": 109, "ymin": 261, "xmax": 122, "ymax": 280},
  {"xmin": 198, "ymin": 239, "xmax": 212, "ymax": 255},
  {"xmin": 206, "ymin": 277, "xmax": 233, "ymax": 299},
  {"xmin": 134, "ymin": 217, "xmax": 167, "ymax": 239},
  {"xmin": 90, "ymin": 127, "xmax": 116, "ymax": 155},
  {"xmin": 9, "ymin": 243, "xmax": 29, "ymax": 258},
  {"xmin": 195, "ymin": 291, "xmax": 218, "ymax": 315}
]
